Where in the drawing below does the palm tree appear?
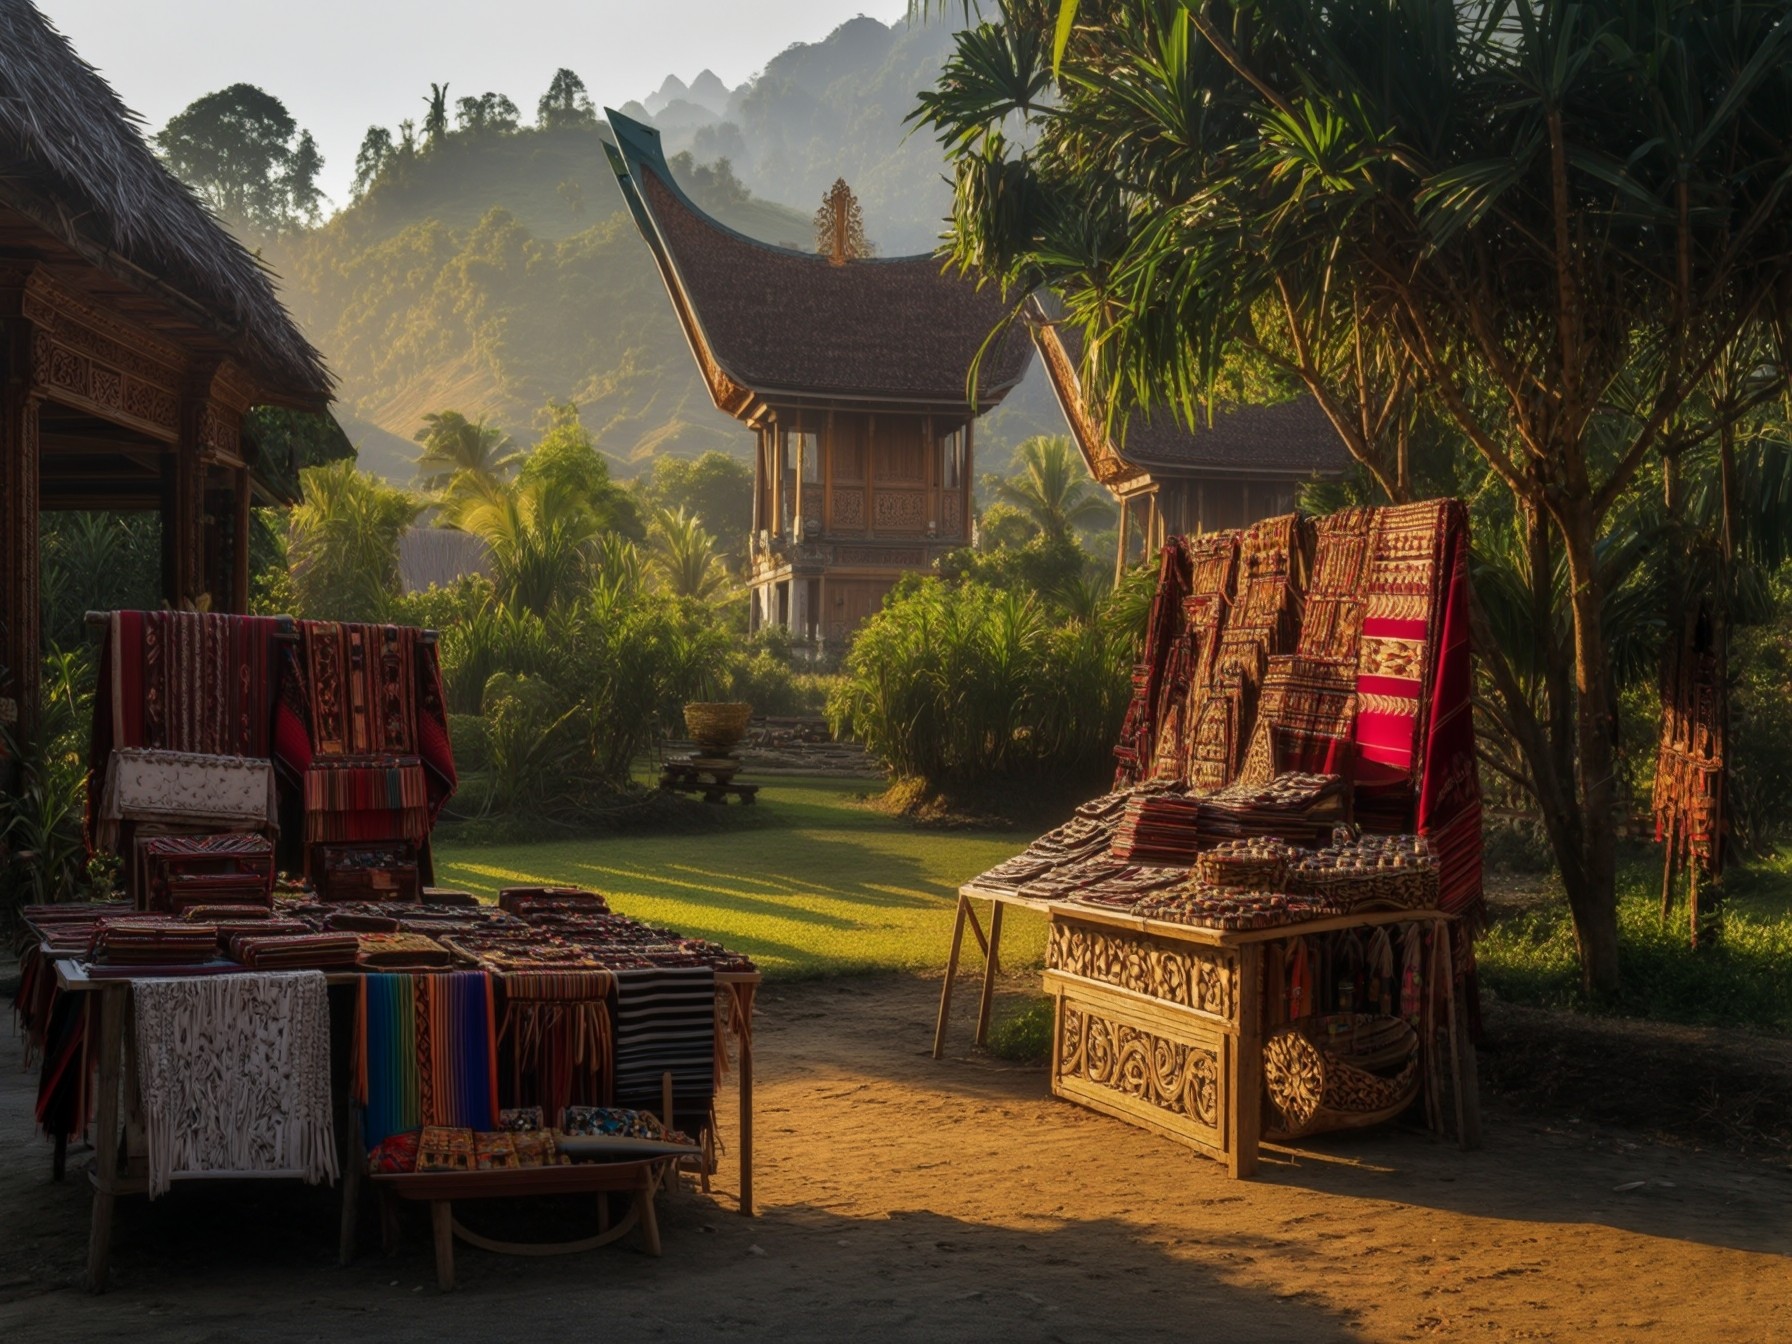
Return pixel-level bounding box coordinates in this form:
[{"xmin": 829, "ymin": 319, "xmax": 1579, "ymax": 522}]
[
  {"xmin": 648, "ymin": 507, "xmax": 727, "ymax": 600},
  {"xmin": 996, "ymin": 437, "xmax": 1111, "ymax": 545},
  {"xmin": 451, "ymin": 478, "xmax": 597, "ymax": 616},
  {"xmin": 414, "ymin": 411, "xmax": 520, "ymax": 494},
  {"xmin": 288, "ymin": 461, "xmax": 422, "ymax": 620}
]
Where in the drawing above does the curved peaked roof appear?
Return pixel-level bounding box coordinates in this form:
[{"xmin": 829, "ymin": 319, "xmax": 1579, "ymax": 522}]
[
  {"xmin": 1028, "ymin": 297, "xmax": 1348, "ymax": 488},
  {"xmin": 604, "ymin": 110, "xmax": 1031, "ymax": 414},
  {"xmin": 0, "ymin": 0, "xmax": 330, "ymax": 403}
]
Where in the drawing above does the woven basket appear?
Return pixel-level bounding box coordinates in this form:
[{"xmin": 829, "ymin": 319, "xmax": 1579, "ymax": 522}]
[
  {"xmin": 1263, "ymin": 1013, "xmax": 1420, "ymax": 1140},
  {"xmin": 683, "ymin": 702, "xmax": 753, "ymax": 754}
]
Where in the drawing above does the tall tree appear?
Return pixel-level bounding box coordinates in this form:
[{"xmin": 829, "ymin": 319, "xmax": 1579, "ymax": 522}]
[
  {"xmin": 537, "ymin": 69, "xmax": 597, "ymax": 129},
  {"xmin": 996, "ymin": 437, "xmax": 1111, "ymax": 545},
  {"xmin": 455, "ymin": 92, "xmax": 521, "ymax": 135},
  {"xmin": 351, "ymin": 126, "xmax": 394, "ymax": 199},
  {"xmin": 414, "ymin": 410, "xmax": 521, "ymax": 494},
  {"xmin": 916, "ymin": 0, "xmax": 1792, "ymax": 992},
  {"xmin": 423, "ymin": 83, "xmax": 451, "ymax": 146},
  {"xmin": 286, "ymin": 131, "xmax": 325, "ymax": 225},
  {"xmin": 156, "ymin": 84, "xmax": 311, "ymax": 232},
  {"xmin": 633, "ymin": 451, "xmax": 753, "ymax": 561}
]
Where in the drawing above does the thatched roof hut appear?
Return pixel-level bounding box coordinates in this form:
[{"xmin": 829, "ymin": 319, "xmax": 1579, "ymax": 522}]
[{"xmin": 0, "ymin": 0, "xmax": 335, "ymax": 729}]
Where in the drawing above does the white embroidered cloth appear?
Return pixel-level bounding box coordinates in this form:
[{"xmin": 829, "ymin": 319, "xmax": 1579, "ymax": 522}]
[
  {"xmin": 97, "ymin": 748, "xmax": 276, "ymax": 851},
  {"xmin": 131, "ymin": 972, "xmax": 338, "ymax": 1197}
]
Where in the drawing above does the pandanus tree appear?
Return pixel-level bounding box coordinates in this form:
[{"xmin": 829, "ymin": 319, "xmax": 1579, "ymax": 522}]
[{"xmin": 915, "ymin": 0, "xmax": 1792, "ymax": 992}]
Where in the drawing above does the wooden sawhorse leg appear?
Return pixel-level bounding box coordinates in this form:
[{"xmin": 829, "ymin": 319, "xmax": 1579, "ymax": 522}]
[{"xmin": 933, "ymin": 895, "xmax": 998, "ymax": 1058}]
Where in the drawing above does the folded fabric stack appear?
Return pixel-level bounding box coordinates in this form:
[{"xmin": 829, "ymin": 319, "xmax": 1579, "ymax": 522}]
[
  {"xmin": 1286, "ymin": 833, "xmax": 1439, "ymax": 912},
  {"xmin": 1023, "ymin": 814, "xmax": 1118, "ymax": 867},
  {"xmin": 356, "ymin": 931, "xmax": 456, "ymax": 969},
  {"xmin": 1192, "ymin": 837, "xmax": 1300, "ymax": 891},
  {"xmin": 232, "ymin": 932, "xmax": 362, "ymax": 970},
  {"xmin": 1196, "ymin": 772, "xmax": 1349, "ymax": 847},
  {"xmin": 498, "ymin": 886, "xmax": 612, "ymax": 917},
  {"xmin": 1017, "ymin": 857, "xmax": 1131, "ymax": 902},
  {"xmin": 1110, "ymin": 790, "xmax": 1204, "ymax": 864},
  {"xmin": 1065, "ymin": 863, "xmax": 1188, "ymax": 910},
  {"xmin": 1133, "ymin": 887, "xmax": 1334, "ymax": 931},
  {"xmin": 96, "ymin": 748, "xmax": 276, "ymax": 855},
  {"xmin": 969, "ymin": 853, "xmax": 1061, "ymax": 895},
  {"xmin": 303, "ymin": 756, "xmax": 430, "ymax": 844},
  {"xmin": 139, "ymin": 833, "xmax": 276, "ymax": 914},
  {"xmin": 92, "ymin": 917, "xmax": 222, "ymax": 966}
]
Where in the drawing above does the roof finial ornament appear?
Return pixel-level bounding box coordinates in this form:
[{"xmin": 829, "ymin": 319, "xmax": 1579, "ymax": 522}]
[{"xmin": 815, "ymin": 178, "xmax": 871, "ymax": 266}]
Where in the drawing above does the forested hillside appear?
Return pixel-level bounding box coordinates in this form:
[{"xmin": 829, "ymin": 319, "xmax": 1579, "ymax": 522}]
[{"xmin": 246, "ymin": 13, "xmax": 1058, "ymax": 480}]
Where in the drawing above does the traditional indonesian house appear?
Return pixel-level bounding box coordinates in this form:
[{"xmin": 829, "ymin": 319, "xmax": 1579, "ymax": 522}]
[
  {"xmin": 604, "ymin": 111, "xmax": 1032, "ymax": 644},
  {"xmin": 1028, "ymin": 298, "xmax": 1349, "ymax": 577},
  {"xmin": 0, "ymin": 0, "xmax": 332, "ymax": 733}
]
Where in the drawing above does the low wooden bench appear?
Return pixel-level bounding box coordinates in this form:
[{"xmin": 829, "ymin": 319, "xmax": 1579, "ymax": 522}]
[
  {"xmin": 659, "ymin": 760, "xmax": 759, "ymax": 805},
  {"xmin": 370, "ymin": 1152, "xmax": 684, "ymax": 1290}
]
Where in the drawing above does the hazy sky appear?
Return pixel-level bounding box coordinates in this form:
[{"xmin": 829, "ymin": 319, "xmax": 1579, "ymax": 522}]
[{"xmin": 39, "ymin": 0, "xmax": 904, "ymax": 207}]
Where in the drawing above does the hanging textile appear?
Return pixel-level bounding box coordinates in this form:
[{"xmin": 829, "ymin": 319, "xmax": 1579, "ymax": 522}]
[
  {"xmin": 1296, "ymin": 506, "xmax": 1376, "ymax": 663},
  {"xmin": 1148, "ymin": 532, "xmax": 1240, "ymax": 784},
  {"xmin": 611, "ymin": 966, "xmax": 718, "ymax": 1137},
  {"xmin": 1652, "ymin": 603, "xmax": 1727, "ymax": 879},
  {"xmin": 355, "ymin": 971, "xmax": 499, "ymax": 1147},
  {"xmin": 1239, "ymin": 655, "xmax": 1358, "ymax": 784},
  {"xmin": 1113, "ymin": 540, "xmax": 1192, "ymax": 786},
  {"xmin": 131, "ymin": 971, "xmax": 337, "ymax": 1198},
  {"xmin": 498, "ymin": 970, "xmax": 617, "ymax": 1122},
  {"xmin": 86, "ymin": 611, "xmax": 285, "ymax": 852},
  {"xmin": 302, "ymin": 757, "xmax": 430, "ymax": 843}
]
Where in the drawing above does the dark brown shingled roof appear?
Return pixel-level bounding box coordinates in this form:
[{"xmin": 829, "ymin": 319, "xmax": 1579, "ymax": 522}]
[
  {"xmin": 1029, "ymin": 302, "xmax": 1347, "ymax": 479},
  {"xmin": 605, "ymin": 110, "xmax": 1031, "ymax": 411},
  {"xmin": 0, "ymin": 0, "xmax": 330, "ymax": 403}
]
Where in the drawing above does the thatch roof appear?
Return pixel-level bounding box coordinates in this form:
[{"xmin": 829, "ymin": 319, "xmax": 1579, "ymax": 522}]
[{"xmin": 0, "ymin": 0, "xmax": 330, "ymax": 403}]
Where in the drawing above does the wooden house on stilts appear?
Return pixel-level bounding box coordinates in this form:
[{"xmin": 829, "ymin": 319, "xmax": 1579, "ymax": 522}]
[{"xmin": 604, "ymin": 111, "xmax": 1031, "ymax": 646}]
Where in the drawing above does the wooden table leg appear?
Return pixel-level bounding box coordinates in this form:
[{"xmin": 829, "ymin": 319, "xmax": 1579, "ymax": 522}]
[
  {"xmin": 338, "ymin": 1113, "xmax": 363, "ymax": 1267},
  {"xmin": 85, "ymin": 984, "xmax": 126, "ymax": 1292},
  {"xmin": 430, "ymin": 1199, "xmax": 455, "ymax": 1290},
  {"xmin": 637, "ymin": 1176, "xmax": 663, "ymax": 1256},
  {"xmin": 973, "ymin": 900, "xmax": 1004, "ymax": 1048},
  {"xmin": 1444, "ymin": 925, "xmax": 1483, "ymax": 1150},
  {"xmin": 738, "ymin": 987, "xmax": 755, "ymax": 1217},
  {"xmin": 932, "ymin": 894, "xmax": 971, "ymax": 1060},
  {"xmin": 1228, "ymin": 943, "xmax": 1263, "ymax": 1179}
]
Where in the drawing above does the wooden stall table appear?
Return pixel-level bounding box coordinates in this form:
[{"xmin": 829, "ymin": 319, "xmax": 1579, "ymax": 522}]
[
  {"xmin": 932, "ymin": 887, "xmax": 1057, "ymax": 1059},
  {"xmin": 371, "ymin": 1152, "xmax": 682, "ymax": 1290},
  {"xmin": 659, "ymin": 757, "xmax": 759, "ymax": 805},
  {"xmin": 1038, "ymin": 904, "xmax": 1481, "ymax": 1178}
]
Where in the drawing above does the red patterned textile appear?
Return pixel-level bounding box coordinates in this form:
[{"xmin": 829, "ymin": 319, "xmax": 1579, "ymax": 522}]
[
  {"xmin": 86, "ymin": 611, "xmax": 284, "ymax": 852},
  {"xmin": 1412, "ymin": 509, "xmax": 1483, "ymax": 924}
]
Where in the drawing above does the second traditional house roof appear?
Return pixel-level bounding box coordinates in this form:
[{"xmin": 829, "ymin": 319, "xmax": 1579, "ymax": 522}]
[
  {"xmin": 604, "ymin": 110, "xmax": 1031, "ymax": 418},
  {"xmin": 1029, "ymin": 297, "xmax": 1349, "ymax": 490}
]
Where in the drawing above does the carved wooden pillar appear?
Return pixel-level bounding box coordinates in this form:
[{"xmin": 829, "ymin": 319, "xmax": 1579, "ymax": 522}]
[{"xmin": 0, "ymin": 327, "xmax": 41, "ymax": 734}]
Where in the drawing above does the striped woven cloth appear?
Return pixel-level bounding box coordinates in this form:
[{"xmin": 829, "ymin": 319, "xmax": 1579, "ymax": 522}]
[
  {"xmin": 355, "ymin": 972, "xmax": 498, "ymax": 1147},
  {"xmin": 611, "ymin": 966, "xmax": 717, "ymax": 1137}
]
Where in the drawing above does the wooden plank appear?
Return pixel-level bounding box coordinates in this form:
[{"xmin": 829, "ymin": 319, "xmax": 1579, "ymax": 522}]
[
  {"xmin": 974, "ymin": 900, "xmax": 1004, "ymax": 1047},
  {"xmin": 431, "ymin": 1199, "xmax": 455, "ymax": 1290},
  {"xmin": 1231, "ymin": 943, "xmax": 1264, "ymax": 1178},
  {"xmin": 932, "ymin": 894, "xmax": 971, "ymax": 1060}
]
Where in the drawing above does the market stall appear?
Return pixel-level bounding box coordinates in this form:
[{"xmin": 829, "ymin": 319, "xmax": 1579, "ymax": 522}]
[
  {"xmin": 11, "ymin": 610, "xmax": 761, "ymax": 1291},
  {"xmin": 937, "ymin": 502, "xmax": 1484, "ymax": 1174}
]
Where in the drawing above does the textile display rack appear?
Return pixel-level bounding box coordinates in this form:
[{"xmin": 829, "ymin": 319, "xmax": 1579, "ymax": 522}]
[
  {"xmin": 11, "ymin": 609, "xmax": 764, "ymax": 1292},
  {"xmin": 934, "ymin": 501, "xmax": 1485, "ymax": 1176}
]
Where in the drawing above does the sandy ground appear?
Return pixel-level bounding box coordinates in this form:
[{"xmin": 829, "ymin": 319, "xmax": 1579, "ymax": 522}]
[{"xmin": 3, "ymin": 973, "xmax": 1789, "ymax": 1344}]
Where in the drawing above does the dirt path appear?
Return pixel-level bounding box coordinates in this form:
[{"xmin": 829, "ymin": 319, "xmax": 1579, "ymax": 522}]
[{"xmin": 3, "ymin": 974, "xmax": 1789, "ymax": 1343}]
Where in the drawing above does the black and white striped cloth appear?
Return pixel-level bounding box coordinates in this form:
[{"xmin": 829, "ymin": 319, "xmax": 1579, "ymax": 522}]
[{"xmin": 611, "ymin": 966, "xmax": 717, "ymax": 1135}]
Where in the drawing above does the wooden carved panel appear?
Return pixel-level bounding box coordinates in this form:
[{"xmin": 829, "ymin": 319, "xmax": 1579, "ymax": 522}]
[
  {"xmin": 872, "ymin": 489, "xmax": 927, "ymax": 531},
  {"xmin": 1048, "ymin": 922, "xmax": 1237, "ymax": 1022},
  {"xmin": 1059, "ymin": 1002, "xmax": 1220, "ymax": 1131},
  {"xmin": 831, "ymin": 487, "xmax": 865, "ymax": 529},
  {"xmin": 835, "ymin": 546, "xmax": 924, "ymax": 567},
  {"xmin": 943, "ymin": 491, "xmax": 963, "ymax": 538}
]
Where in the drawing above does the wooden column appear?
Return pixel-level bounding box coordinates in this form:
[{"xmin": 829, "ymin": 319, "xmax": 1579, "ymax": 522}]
[
  {"xmin": 1114, "ymin": 496, "xmax": 1130, "ymax": 585},
  {"xmin": 230, "ymin": 465, "xmax": 252, "ymax": 614},
  {"xmin": 0, "ymin": 326, "xmax": 41, "ymax": 734},
  {"xmin": 162, "ymin": 387, "xmax": 210, "ymax": 609}
]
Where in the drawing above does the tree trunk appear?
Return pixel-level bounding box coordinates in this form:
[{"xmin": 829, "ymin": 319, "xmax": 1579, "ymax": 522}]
[{"xmin": 1557, "ymin": 501, "xmax": 1622, "ymax": 994}]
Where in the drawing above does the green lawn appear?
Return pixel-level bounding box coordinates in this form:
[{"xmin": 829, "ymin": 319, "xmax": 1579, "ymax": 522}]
[{"xmin": 433, "ymin": 776, "xmax": 1050, "ymax": 979}]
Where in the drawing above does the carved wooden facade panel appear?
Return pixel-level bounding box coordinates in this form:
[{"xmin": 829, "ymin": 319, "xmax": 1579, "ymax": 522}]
[
  {"xmin": 1047, "ymin": 922, "xmax": 1237, "ymax": 1022},
  {"xmin": 872, "ymin": 488, "xmax": 927, "ymax": 531},
  {"xmin": 835, "ymin": 546, "xmax": 924, "ymax": 567},
  {"xmin": 1058, "ymin": 1003, "xmax": 1221, "ymax": 1131},
  {"xmin": 943, "ymin": 490, "xmax": 963, "ymax": 537},
  {"xmin": 831, "ymin": 487, "xmax": 865, "ymax": 529}
]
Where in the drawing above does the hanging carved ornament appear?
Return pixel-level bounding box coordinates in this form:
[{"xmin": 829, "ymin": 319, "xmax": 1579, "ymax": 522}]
[{"xmin": 814, "ymin": 179, "xmax": 872, "ymax": 265}]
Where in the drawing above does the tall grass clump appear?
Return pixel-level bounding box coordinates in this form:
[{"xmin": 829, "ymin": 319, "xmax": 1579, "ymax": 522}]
[{"xmin": 826, "ymin": 577, "xmax": 1134, "ymax": 791}]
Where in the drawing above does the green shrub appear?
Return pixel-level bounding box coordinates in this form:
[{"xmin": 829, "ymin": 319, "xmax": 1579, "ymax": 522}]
[
  {"xmin": 985, "ymin": 997, "xmax": 1055, "ymax": 1064},
  {"xmin": 826, "ymin": 577, "xmax": 1133, "ymax": 787}
]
